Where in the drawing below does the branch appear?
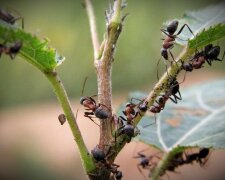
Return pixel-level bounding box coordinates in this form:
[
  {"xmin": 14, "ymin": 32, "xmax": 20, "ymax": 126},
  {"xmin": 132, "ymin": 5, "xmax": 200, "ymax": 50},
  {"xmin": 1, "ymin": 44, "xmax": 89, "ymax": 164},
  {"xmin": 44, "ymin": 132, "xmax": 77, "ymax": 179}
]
[
  {"xmin": 84, "ymin": 0, "xmax": 100, "ymax": 61},
  {"xmin": 44, "ymin": 71, "xmax": 95, "ymax": 174}
]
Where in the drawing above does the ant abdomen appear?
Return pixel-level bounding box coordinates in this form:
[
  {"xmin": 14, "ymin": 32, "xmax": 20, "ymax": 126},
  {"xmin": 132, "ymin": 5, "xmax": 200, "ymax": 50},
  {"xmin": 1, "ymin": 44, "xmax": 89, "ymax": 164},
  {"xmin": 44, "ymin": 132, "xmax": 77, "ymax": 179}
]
[
  {"xmin": 91, "ymin": 146, "xmax": 106, "ymax": 162},
  {"xmin": 95, "ymin": 108, "xmax": 109, "ymax": 119}
]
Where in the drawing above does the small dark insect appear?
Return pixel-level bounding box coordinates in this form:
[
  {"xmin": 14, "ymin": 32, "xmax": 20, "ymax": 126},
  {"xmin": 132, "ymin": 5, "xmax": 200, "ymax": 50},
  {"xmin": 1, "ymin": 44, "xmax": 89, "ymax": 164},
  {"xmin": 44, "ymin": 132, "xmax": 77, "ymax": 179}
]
[
  {"xmin": 167, "ymin": 77, "xmax": 182, "ymax": 104},
  {"xmin": 80, "ymin": 77, "xmax": 110, "ymax": 126},
  {"xmin": 58, "ymin": 113, "xmax": 66, "ymax": 125},
  {"xmin": 0, "ymin": 41, "xmax": 22, "ymax": 59},
  {"xmin": 133, "ymin": 149, "xmax": 161, "ymax": 179},
  {"xmin": 0, "ymin": 9, "xmax": 24, "ymax": 28}
]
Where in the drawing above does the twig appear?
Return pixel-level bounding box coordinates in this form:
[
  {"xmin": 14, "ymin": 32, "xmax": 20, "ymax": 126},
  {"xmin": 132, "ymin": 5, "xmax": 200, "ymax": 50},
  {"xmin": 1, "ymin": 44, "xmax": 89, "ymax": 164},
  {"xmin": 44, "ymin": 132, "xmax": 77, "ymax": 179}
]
[
  {"xmin": 44, "ymin": 71, "xmax": 95, "ymax": 174},
  {"xmin": 84, "ymin": 0, "xmax": 100, "ymax": 61}
]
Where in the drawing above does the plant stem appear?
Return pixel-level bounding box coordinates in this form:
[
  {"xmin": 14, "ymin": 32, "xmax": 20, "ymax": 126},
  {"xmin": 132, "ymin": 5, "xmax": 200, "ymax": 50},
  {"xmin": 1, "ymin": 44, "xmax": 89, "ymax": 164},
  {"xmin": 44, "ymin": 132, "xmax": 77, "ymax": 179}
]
[
  {"xmin": 84, "ymin": 0, "xmax": 100, "ymax": 61},
  {"xmin": 44, "ymin": 71, "xmax": 95, "ymax": 174}
]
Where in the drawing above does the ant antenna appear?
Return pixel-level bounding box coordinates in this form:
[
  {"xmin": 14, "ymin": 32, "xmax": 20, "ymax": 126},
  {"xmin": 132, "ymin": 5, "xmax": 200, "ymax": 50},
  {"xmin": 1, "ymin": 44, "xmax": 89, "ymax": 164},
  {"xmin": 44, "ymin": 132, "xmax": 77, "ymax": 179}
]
[{"xmin": 81, "ymin": 76, "xmax": 88, "ymax": 97}]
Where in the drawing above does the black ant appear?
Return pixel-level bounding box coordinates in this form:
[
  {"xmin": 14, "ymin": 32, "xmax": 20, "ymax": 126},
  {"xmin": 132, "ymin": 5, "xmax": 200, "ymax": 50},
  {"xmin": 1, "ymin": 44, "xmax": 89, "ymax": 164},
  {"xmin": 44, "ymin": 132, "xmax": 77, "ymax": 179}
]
[
  {"xmin": 133, "ymin": 149, "xmax": 161, "ymax": 179},
  {"xmin": 0, "ymin": 41, "xmax": 22, "ymax": 59},
  {"xmin": 0, "ymin": 9, "xmax": 24, "ymax": 28},
  {"xmin": 184, "ymin": 148, "xmax": 210, "ymax": 167},
  {"xmin": 91, "ymin": 145, "xmax": 122, "ymax": 180},
  {"xmin": 80, "ymin": 77, "xmax": 110, "ymax": 126}
]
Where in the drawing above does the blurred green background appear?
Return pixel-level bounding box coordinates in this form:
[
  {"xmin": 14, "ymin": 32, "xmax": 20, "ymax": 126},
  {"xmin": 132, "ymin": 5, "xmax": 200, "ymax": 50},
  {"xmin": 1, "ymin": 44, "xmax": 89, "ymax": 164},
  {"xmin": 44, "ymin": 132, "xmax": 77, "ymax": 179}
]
[
  {"xmin": 1, "ymin": 0, "xmax": 225, "ymax": 180},
  {"xmin": 0, "ymin": 0, "xmax": 224, "ymax": 108}
]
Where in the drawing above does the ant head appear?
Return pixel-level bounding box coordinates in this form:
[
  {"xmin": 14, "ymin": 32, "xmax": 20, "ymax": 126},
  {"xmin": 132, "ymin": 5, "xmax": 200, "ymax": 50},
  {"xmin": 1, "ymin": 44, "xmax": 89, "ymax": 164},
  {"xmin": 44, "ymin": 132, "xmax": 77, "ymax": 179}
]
[
  {"xmin": 139, "ymin": 102, "xmax": 148, "ymax": 112},
  {"xmin": 91, "ymin": 146, "xmax": 106, "ymax": 161},
  {"xmin": 161, "ymin": 48, "xmax": 168, "ymax": 60},
  {"xmin": 80, "ymin": 97, "xmax": 86, "ymax": 105},
  {"xmin": 167, "ymin": 20, "xmax": 179, "ymax": 35},
  {"xmin": 115, "ymin": 171, "xmax": 123, "ymax": 180}
]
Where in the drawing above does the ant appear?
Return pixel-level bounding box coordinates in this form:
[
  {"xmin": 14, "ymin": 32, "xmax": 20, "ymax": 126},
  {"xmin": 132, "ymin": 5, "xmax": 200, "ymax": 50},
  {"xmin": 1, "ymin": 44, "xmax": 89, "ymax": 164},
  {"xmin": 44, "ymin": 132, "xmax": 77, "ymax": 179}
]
[
  {"xmin": 114, "ymin": 115, "xmax": 139, "ymax": 143},
  {"xmin": 122, "ymin": 102, "xmax": 138, "ymax": 122},
  {"xmin": 157, "ymin": 20, "xmax": 194, "ymax": 79},
  {"xmin": 133, "ymin": 149, "xmax": 161, "ymax": 179},
  {"xmin": 91, "ymin": 145, "xmax": 122, "ymax": 180},
  {"xmin": 80, "ymin": 77, "xmax": 110, "ymax": 126},
  {"xmin": 0, "ymin": 9, "xmax": 24, "ymax": 28},
  {"xmin": 0, "ymin": 41, "xmax": 22, "ymax": 59},
  {"xmin": 160, "ymin": 20, "xmax": 194, "ymax": 61},
  {"xmin": 184, "ymin": 148, "xmax": 210, "ymax": 167}
]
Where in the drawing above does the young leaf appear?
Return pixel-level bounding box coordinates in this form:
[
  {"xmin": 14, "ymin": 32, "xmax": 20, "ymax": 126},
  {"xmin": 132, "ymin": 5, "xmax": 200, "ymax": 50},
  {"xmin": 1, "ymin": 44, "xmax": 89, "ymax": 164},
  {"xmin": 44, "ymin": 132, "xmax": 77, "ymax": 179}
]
[
  {"xmin": 163, "ymin": 2, "xmax": 225, "ymax": 46},
  {"xmin": 0, "ymin": 20, "xmax": 65, "ymax": 72},
  {"xmin": 134, "ymin": 80, "xmax": 225, "ymax": 151}
]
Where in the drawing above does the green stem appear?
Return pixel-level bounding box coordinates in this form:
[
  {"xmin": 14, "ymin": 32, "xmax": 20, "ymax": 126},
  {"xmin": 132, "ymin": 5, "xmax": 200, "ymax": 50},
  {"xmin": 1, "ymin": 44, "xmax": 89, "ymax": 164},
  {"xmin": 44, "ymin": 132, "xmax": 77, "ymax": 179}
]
[
  {"xmin": 111, "ymin": 0, "xmax": 122, "ymax": 23},
  {"xmin": 44, "ymin": 71, "xmax": 95, "ymax": 173}
]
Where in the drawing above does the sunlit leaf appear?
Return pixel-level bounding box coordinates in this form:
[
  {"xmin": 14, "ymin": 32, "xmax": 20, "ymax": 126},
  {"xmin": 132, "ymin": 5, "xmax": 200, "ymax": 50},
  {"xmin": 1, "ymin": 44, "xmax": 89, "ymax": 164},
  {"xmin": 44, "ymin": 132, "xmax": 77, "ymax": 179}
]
[
  {"xmin": 134, "ymin": 80, "xmax": 225, "ymax": 151},
  {"xmin": 0, "ymin": 20, "xmax": 65, "ymax": 72}
]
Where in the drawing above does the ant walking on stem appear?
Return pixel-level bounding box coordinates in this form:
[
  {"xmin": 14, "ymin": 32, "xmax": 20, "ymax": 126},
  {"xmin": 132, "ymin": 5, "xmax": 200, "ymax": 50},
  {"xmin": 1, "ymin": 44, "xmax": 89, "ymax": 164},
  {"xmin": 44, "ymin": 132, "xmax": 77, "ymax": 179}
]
[{"xmin": 80, "ymin": 77, "xmax": 110, "ymax": 126}]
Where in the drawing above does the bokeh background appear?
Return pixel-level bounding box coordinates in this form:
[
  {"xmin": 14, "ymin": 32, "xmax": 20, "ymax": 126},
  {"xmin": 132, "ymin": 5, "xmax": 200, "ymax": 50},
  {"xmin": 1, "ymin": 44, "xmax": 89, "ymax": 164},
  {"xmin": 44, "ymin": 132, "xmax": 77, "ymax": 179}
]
[{"xmin": 0, "ymin": 0, "xmax": 225, "ymax": 180}]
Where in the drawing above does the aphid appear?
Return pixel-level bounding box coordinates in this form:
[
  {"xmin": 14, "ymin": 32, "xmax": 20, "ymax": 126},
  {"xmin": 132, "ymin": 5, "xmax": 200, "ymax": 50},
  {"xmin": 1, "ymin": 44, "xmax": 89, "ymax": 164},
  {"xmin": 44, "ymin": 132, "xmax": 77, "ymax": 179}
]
[
  {"xmin": 0, "ymin": 9, "xmax": 24, "ymax": 28},
  {"xmin": 80, "ymin": 77, "xmax": 110, "ymax": 126},
  {"xmin": 0, "ymin": 41, "xmax": 22, "ymax": 59},
  {"xmin": 58, "ymin": 113, "xmax": 66, "ymax": 125}
]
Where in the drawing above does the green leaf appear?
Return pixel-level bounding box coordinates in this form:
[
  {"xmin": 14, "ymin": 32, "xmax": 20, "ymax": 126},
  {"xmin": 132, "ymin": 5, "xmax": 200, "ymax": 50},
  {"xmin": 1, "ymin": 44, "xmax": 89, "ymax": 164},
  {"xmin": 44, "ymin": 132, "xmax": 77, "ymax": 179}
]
[
  {"xmin": 163, "ymin": 2, "xmax": 225, "ymax": 47},
  {"xmin": 134, "ymin": 80, "xmax": 225, "ymax": 151},
  {"xmin": 0, "ymin": 20, "xmax": 65, "ymax": 72}
]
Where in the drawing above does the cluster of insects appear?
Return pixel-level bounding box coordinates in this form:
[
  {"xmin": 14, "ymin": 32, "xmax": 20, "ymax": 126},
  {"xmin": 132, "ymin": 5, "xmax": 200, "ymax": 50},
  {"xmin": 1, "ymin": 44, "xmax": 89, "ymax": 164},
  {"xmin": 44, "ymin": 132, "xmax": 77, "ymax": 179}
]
[
  {"xmin": 0, "ymin": 9, "xmax": 23, "ymax": 60},
  {"xmin": 77, "ymin": 19, "xmax": 224, "ymax": 179},
  {"xmin": 133, "ymin": 148, "xmax": 210, "ymax": 179}
]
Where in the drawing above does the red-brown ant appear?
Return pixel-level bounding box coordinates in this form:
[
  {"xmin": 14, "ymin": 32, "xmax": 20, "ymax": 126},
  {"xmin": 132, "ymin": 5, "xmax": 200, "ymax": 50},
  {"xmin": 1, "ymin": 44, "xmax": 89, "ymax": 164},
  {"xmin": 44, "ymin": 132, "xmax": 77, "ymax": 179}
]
[
  {"xmin": 182, "ymin": 44, "xmax": 224, "ymax": 72},
  {"xmin": 114, "ymin": 115, "xmax": 139, "ymax": 143},
  {"xmin": 122, "ymin": 102, "xmax": 138, "ymax": 121},
  {"xmin": 0, "ymin": 9, "xmax": 24, "ymax": 28},
  {"xmin": 157, "ymin": 20, "xmax": 194, "ymax": 79},
  {"xmin": 0, "ymin": 41, "xmax": 22, "ymax": 59},
  {"xmin": 80, "ymin": 77, "xmax": 110, "ymax": 126},
  {"xmin": 160, "ymin": 20, "xmax": 194, "ymax": 61}
]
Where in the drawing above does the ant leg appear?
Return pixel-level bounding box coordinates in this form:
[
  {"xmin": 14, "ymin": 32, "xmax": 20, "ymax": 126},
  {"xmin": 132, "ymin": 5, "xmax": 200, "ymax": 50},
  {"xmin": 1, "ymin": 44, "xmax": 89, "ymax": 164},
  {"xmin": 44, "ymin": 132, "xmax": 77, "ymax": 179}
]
[
  {"xmin": 168, "ymin": 48, "xmax": 178, "ymax": 66},
  {"xmin": 160, "ymin": 29, "xmax": 174, "ymax": 39},
  {"xmin": 137, "ymin": 164, "xmax": 148, "ymax": 180},
  {"xmin": 156, "ymin": 57, "xmax": 162, "ymax": 80},
  {"xmin": 169, "ymin": 96, "xmax": 178, "ymax": 104},
  {"xmin": 176, "ymin": 24, "xmax": 195, "ymax": 37},
  {"xmin": 84, "ymin": 112, "xmax": 100, "ymax": 126},
  {"xmin": 216, "ymin": 50, "xmax": 225, "ymax": 61},
  {"xmin": 206, "ymin": 59, "xmax": 212, "ymax": 66},
  {"xmin": 143, "ymin": 114, "xmax": 156, "ymax": 128}
]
